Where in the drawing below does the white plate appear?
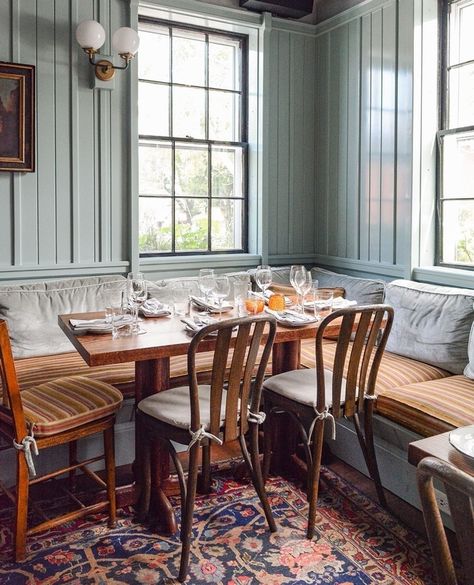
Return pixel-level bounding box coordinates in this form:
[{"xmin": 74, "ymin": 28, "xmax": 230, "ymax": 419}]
[{"xmin": 449, "ymin": 425, "xmax": 474, "ymax": 458}]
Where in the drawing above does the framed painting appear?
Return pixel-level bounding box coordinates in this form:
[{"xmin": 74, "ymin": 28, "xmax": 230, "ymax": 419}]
[{"xmin": 0, "ymin": 62, "xmax": 35, "ymax": 172}]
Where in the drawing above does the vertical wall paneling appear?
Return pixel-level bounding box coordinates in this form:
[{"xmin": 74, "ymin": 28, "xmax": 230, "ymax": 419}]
[
  {"xmin": 315, "ymin": 33, "xmax": 329, "ymax": 256},
  {"xmin": 266, "ymin": 27, "xmax": 279, "ymax": 258},
  {"xmin": 0, "ymin": 0, "xmax": 13, "ymax": 266},
  {"xmin": 302, "ymin": 35, "xmax": 316, "ymax": 254},
  {"xmin": 346, "ymin": 18, "xmax": 361, "ymax": 259},
  {"xmin": 276, "ymin": 31, "xmax": 290, "ymax": 255}
]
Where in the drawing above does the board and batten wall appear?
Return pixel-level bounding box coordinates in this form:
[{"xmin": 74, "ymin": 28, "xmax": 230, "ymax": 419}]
[
  {"xmin": 312, "ymin": 0, "xmax": 416, "ymax": 280},
  {"xmin": 0, "ymin": 0, "xmax": 132, "ymax": 282},
  {"xmin": 0, "ymin": 0, "xmax": 321, "ymax": 283}
]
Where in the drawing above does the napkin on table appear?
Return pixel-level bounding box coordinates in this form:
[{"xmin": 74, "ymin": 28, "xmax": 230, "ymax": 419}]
[
  {"xmin": 140, "ymin": 298, "xmax": 172, "ymax": 317},
  {"xmin": 190, "ymin": 296, "xmax": 233, "ymax": 313}
]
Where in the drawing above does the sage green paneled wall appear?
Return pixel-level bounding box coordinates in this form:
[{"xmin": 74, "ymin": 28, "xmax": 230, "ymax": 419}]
[
  {"xmin": 267, "ymin": 25, "xmax": 317, "ymax": 264},
  {"xmin": 0, "ymin": 0, "xmax": 130, "ymax": 281},
  {"xmin": 313, "ymin": 0, "xmax": 414, "ymax": 279}
]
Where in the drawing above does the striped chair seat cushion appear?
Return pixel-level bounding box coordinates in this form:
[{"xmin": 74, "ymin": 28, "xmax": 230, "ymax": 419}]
[
  {"xmin": 4, "ymin": 347, "xmax": 273, "ymax": 400},
  {"xmin": 376, "ymin": 376, "xmax": 474, "ymax": 436},
  {"xmin": 0, "ymin": 376, "xmax": 123, "ymax": 437},
  {"xmin": 300, "ymin": 339, "xmax": 450, "ymax": 395}
]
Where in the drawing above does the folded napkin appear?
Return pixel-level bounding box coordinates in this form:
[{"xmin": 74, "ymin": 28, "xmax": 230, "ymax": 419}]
[
  {"xmin": 140, "ymin": 298, "xmax": 171, "ymax": 318},
  {"xmin": 181, "ymin": 316, "xmax": 218, "ymax": 335},
  {"xmin": 190, "ymin": 296, "xmax": 233, "ymax": 313},
  {"xmin": 70, "ymin": 315, "xmax": 134, "ymax": 333},
  {"xmin": 265, "ymin": 308, "xmax": 315, "ymax": 324},
  {"xmin": 304, "ymin": 298, "xmax": 357, "ymax": 310}
]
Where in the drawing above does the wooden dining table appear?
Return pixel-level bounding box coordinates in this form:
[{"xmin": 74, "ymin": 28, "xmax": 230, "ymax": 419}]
[{"xmin": 58, "ymin": 308, "xmax": 341, "ymax": 533}]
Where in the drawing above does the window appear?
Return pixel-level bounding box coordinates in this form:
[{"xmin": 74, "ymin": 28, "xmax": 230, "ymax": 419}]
[
  {"xmin": 438, "ymin": 0, "xmax": 474, "ymax": 267},
  {"xmin": 138, "ymin": 19, "xmax": 248, "ymax": 256}
]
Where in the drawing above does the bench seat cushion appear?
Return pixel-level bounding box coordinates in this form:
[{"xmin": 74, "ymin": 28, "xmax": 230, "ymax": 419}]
[
  {"xmin": 5, "ymin": 347, "xmax": 273, "ymax": 399},
  {"xmin": 3, "ymin": 376, "xmax": 124, "ymax": 437},
  {"xmin": 300, "ymin": 339, "xmax": 451, "ymax": 395},
  {"xmin": 376, "ymin": 376, "xmax": 474, "ymax": 436}
]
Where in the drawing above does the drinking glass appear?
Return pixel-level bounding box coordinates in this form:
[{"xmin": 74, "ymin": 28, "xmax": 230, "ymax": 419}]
[
  {"xmin": 127, "ymin": 272, "xmax": 147, "ymax": 333},
  {"xmin": 255, "ymin": 265, "xmax": 272, "ymax": 296},
  {"xmin": 313, "ymin": 289, "xmax": 334, "ymax": 321},
  {"xmin": 233, "ymin": 280, "xmax": 250, "ymax": 317},
  {"xmin": 290, "ymin": 265, "xmax": 308, "ymax": 313},
  {"xmin": 199, "ymin": 269, "xmax": 216, "ymax": 302},
  {"xmin": 213, "ymin": 276, "xmax": 230, "ymax": 313},
  {"xmin": 172, "ymin": 284, "xmax": 191, "ymax": 317},
  {"xmin": 244, "ymin": 292, "xmax": 265, "ymax": 315}
]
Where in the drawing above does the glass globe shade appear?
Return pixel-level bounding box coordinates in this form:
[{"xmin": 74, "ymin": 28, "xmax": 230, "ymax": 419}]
[
  {"xmin": 112, "ymin": 27, "xmax": 140, "ymax": 55},
  {"xmin": 75, "ymin": 20, "xmax": 106, "ymax": 50}
]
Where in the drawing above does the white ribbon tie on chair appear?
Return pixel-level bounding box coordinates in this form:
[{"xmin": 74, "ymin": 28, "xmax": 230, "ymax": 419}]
[
  {"xmin": 188, "ymin": 426, "xmax": 223, "ymax": 451},
  {"xmin": 308, "ymin": 407, "xmax": 336, "ymax": 442},
  {"xmin": 247, "ymin": 410, "xmax": 266, "ymax": 425},
  {"xmin": 13, "ymin": 429, "xmax": 39, "ymax": 477}
]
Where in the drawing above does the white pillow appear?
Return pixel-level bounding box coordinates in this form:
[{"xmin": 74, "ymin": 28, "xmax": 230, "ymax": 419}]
[{"xmin": 464, "ymin": 321, "xmax": 474, "ymax": 379}]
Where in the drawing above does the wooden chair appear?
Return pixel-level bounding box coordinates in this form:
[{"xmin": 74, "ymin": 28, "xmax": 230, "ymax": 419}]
[
  {"xmin": 263, "ymin": 305, "xmax": 394, "ymax": 539},
  {"xmin": 0, "ymin": 319, "xmax": 123, "ymax": 562},
  {"xmin": 417, "ymin": 456, "xmax": 474, "ymax": 585},
  {"xmin": 137, "ymin": 315, "xmax": 277, "ymax": 583}
]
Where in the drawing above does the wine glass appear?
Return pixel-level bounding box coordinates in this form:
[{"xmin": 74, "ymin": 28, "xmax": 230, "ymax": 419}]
[
  {"xmin": 213, "ymin": 276, "xmax": 230, "ymax": 313},
  {"xmin": 255, "ymin": 265, "xmax": 272, "ymax": 297},
  {"xmin": 290, "ymin": 265, "xmax": 307, "ymax": 313},
  {"xmin": 299, "ymin": 272, "xmax": 312, "ymax": 312},
  {"xmin": 198, "ymin": 269, "xmax": 216, "ymax": 303},
  {"xmin": 127, "ymin": 272, "xmax": 147, "ymax": 333}
]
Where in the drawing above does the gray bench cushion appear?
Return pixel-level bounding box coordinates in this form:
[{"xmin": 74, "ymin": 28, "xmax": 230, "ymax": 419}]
[
  {"xmin": 310, "ymin": 267, "xmax": 385, "ymax": 305},
  {"xmin": 464, "ymin": 322, "xmax": 474, "ymax": 380},
  {"xmin": 385, "ymin": 279, "xmax": 474, "ymax": 375},
  {"xmin": 0, "ymin": 276, "xmax": 126, "ymax": 359}
]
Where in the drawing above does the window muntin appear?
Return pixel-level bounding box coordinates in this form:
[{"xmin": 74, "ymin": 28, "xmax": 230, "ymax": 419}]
[
  {"xmin": 138, "ymin": 20, "xmax": 247, "ymax": 256},
  {"xmin": 438, "ymin": 0, "xmax": 474, "ymax": 267}
]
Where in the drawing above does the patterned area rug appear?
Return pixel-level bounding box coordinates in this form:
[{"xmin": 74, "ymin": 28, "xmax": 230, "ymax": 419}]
[{"xmin": 0, "ymin": 467, "xmax": 435, "ymax": 584}]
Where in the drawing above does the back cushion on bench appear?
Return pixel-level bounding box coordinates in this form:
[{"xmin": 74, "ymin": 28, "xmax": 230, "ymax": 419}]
[
  {"xmin": 0, "ymin": 276, "xmax": 126, "ymax": 359},
  {"xmin": 311, "ymin": 267, "xmax": 385, "ymax": 305},
  {"xmin": 384, "ymin": 279, "xmax": 474, "ymax": 375},
  {"xmin": 464, "ymin": 321, "xmax": 474, "ymax": 379}
]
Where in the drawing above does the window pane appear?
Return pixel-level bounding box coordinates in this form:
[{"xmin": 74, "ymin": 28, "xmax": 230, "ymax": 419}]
[
  {"xmin": 211, "ymin": 199, "xmax": 243, "ymax": 250},
  {"xmin": 212, "ymin": 146, "xmax": 243, "ymax": 198},
  {"xmin": 442, "ymin": 132, "xmax": 474, "ymax": 199},
  {"xmin": 209, "ymin": 36, "xmax": 240, "ymax": 91},
  {"xmin": 139, "ymin": 197, "xmax": 172, "ymax": 253},
  {"xmin": 449, "ymin": 64, "xmax": 474, "ymax": 128},
  {"xmin": 138, "ymin": 28, "xmax": 170, "ymax": 82},
  {"xmin": 172, "ymin": 29, "xmax": 206, "ymax": 87},
  {"xmin": 139, "ymin": 82, "xmax": 169, "ymax": 137},
  {"xmin": 451, "ymin": 2, "xmax": 474, "ymax": 65},
  {"xmin": 209, "ymin": 91, "xmax": 240, "ymax": 141},
  {"xmin": 139, "ymin": 141, "xmax": 172, "ymax": 196},
  {"xmin": 175, "ymin": 144, "xmax": 208, "ymax": 197},
  {"xmin": 441, "ymin": 200, "xmax": 474, "ymax": 265},
  {"xmin": 173, "ymin": 87, "xmax": 206, "ymax": 139},
  {"xmin": 175, "ymin": 198, "xmax": 208, "ymax": 252}
]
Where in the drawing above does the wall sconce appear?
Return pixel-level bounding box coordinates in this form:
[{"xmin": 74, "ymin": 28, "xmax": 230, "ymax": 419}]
[{"xmin": 75, "ymin": 20, "xmax": 139, "ymax": 82}]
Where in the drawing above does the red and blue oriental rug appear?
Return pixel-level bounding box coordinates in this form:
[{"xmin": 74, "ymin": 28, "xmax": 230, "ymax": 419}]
[{"xmin": 0, "ymin": 467, "xmax": 435, "ymax": 584}]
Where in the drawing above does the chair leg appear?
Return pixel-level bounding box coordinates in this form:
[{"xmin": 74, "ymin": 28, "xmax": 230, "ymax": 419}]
[
  {"xmin": 246, "ymin": 425, "xmax": 277, "ymax": 533},
  {"xmin": 14, "ymin": 451, "xmax": 29, "ymax": 562},
  {"xmin": 354, "ymin": 410, "xmax": 387, "ymax": 508},
  {"xmin": 178, "ymin": 443, "xmax": 199, "ymax": 583},
  {"xmin": 198, "ymin": 443, "xmax": 212, "ymax": 494},
  {"xmin": 68, "ymin": 441, "xmax": 77, "ymax": 492},
  {"xmin": 103, "ymin": 427, "xmax": 117, "ymax": 528},
  {"xmin": 307, "ymin": 418, "xmax": 324, "ymax": 540},
  {"xmin": 137, "ymin": 430, "xmax": 152, "ymax": 522},
  {"xmin": 262, "ymin": 403, "xmax": 273, "ymax": 483}
]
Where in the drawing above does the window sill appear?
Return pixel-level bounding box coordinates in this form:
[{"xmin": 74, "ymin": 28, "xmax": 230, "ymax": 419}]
[
  {"xmin": 412, "ymin": 266, "xmax": 474, "ymax": 289},
  {"xmin": 139, "ymin": 253, "xmax": 261, "ymax": 278}
]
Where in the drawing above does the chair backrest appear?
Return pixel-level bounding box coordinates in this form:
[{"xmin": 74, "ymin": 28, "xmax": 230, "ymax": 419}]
[
  {"xmin": 315, "ymin": 304, "xmax": 394, "ymax": 418},
  {"xmin": 0, "ymin": 319, "xmax": 28, "ymax": 442},
  {"xmin": 417, "ymin": 456, "xmax": 474, "ymax": 585},
  {"xmin": 188, "ymin": 315, "xmax": 276, "ymax": 442}
]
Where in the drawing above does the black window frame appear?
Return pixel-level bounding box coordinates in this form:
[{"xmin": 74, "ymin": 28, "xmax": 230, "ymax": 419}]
[
  {"xmin": 437, "ymin": 0, "xmax": 474, "ymax": 269},
  {"xmin": 138, "ymin": 17, "xmax": 249, "ymax": 258}
]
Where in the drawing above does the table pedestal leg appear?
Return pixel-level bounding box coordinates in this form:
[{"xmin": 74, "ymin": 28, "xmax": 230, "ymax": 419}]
[
  {"xmin": 270, "ymin": 340, "xmax": 301, "ymax": 475},
  {"xmin": 135, "ymin": 358, "xmax": 177, "ymax": 534}
]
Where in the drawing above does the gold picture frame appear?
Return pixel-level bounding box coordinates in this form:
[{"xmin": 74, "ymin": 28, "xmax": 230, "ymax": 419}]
[{"xmin": 0, "ymin": 62, "xmax": 35, "ymax": 172}]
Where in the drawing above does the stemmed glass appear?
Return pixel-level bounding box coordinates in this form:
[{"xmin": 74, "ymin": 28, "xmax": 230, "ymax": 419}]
[
  {"xmin": 213, "ymin": 276, "xmax": 230, "ymax": 313},
  {"xmin": 198, "ymin": 269, "xmax": 216, "ymax": 304},
  {"xmin": 255, "ymin": 265, "xmax": 272, "ymax": 297},
  {"xmin": 127, "ymin": 272, "xmax": 147, "ymax": 333},
  {"xmin": 290, "ymin": 265, "xmax": 308, "ymax": 314},
  {"xmin": 299, "ymin": 272, "xmax": 312, "ymax": 312}
]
